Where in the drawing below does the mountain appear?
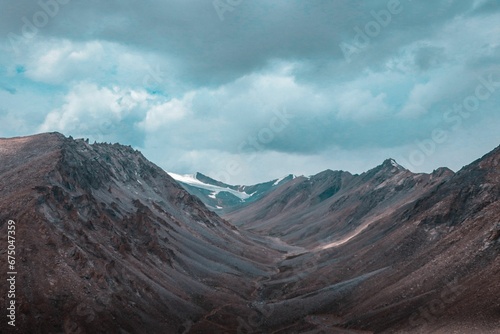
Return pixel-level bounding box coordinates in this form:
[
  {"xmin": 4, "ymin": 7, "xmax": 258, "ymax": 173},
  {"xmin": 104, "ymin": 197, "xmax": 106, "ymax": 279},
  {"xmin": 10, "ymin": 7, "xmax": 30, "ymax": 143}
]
[
  {"xmin": 168, "ymin": 171, "xmax": 295, "ymax": 213},
  {"xmin": 1, "ymin": 132, "xmax": 499, "ymax": 333},
  {"xmin": 0, "ymin": 133, "xmax": 283, "ymax": 333},
  {"xmin": 223, "ymin": 149, "xmax": 500, "ymax": 333},
  {"xmin": 224, "ymin": 158, "xmax": 455, "ymax": 247}
]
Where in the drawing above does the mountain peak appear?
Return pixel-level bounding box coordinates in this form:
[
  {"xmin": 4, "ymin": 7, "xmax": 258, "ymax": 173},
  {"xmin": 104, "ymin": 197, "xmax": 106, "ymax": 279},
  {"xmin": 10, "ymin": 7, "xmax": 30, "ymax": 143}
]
[
  {"xmin": 194, "ymin": 172, "xmax": 235, "ymax": 189},
  {"xmin": 382, "ymin": 158, "xmax": 405, "ymax": 170},
  {"xmin": 361, "ymin": 158, "xmax": 407, "ymax": 180}
]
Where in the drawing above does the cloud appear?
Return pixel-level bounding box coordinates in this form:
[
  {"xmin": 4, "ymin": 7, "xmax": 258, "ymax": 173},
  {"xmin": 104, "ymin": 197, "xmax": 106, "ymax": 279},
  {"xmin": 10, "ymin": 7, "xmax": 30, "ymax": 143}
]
[
  {"xmin": 470, "ymin": 0, "xmax": 500, "ymax": 15},
  {"xmin": 24, "ymin": 40, "xmax": 105, "ymax": 84},
  {"xmin": 0, "ymin": 84, "xmax": 16, "ymax": 94},
  {"xmin": 139, "ymin": 94, "xmax": 193, "ymax": 131},
  {"xmin": 0, "ymin": 0, "xmax": 478, "ymax": 85},
  {"xmin": 336, "ymin": 89, "xmax": 391, "ymax": 121},
  {"xmin": 0, "ymin": 1, "xmax": 499, "ymax": 183},
  {"xmin": 413, "ymin": 46, "xmax": 446, "ymax": 71},
  {"xmin": 39, "ymin": 83, "xmax": 156, "ymax": 145},
  {"xmin": 16, "ymin": 39, "xmax": 175, "ymax": 93}
]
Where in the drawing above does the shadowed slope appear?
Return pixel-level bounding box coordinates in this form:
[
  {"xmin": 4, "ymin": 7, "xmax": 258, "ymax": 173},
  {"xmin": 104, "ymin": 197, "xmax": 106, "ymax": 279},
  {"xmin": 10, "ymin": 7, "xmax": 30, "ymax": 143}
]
[{"xmin": 0, "ymin": 133, "xmax": 282, "ymax": 333}]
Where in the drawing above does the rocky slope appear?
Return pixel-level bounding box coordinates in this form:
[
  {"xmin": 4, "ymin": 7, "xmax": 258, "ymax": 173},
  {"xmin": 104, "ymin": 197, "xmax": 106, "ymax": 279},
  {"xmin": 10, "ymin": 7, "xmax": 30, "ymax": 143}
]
[
  {"xmin": 0, "ymin": 133, "xmax": 498, "ymax": 333},
  {"xmin": 225, "ymin": 148, "xmax": 500, "ymax": 333},
  {"xmin": 0, "ymin": 133, "xmax": 283, "ymax": 333},
  {"xmin": 225, "ymin": 159, "xmax": 455, "ymax": 247}
]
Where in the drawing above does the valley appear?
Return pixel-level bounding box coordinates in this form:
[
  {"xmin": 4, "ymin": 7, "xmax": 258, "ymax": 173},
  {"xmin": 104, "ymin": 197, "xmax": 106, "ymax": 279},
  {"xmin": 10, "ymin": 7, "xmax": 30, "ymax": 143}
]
[{"xmin": 0, "ymin": 133, "xmax": 499, "ymax": 333}]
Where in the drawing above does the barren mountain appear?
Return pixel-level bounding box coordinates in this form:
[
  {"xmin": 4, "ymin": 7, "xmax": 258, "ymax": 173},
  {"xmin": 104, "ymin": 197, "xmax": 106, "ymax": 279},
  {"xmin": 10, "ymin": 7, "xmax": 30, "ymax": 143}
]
[
  {"xmin": 0, "ymin": 133, "xmax": 282, "ymax": 333},
  {"xmin": 0, "ymin": 133, "xmax": 499, "ymax": 333},
  {"xmin": 224, "ymin": 147, "xmax": 500, "ymax": 333},
  {"xmin": 225, "ymin": 159, "xmax": 455, "ymax": 247}
]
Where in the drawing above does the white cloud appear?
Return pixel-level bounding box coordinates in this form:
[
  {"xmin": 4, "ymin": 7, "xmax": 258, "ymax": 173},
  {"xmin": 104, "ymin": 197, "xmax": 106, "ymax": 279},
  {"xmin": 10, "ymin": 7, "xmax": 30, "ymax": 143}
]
[
  {"xmin": 39, "ymin": 83, "xmax": 157, "ymax": 138},
  {"xmin": 336, "ymin": 89, "xmax": 391, "ymax": 121},
  {"xmin": 139, "ymin": 93, "xmax": 193, "ymax": 131},
  {"xmin": 18, "ymin": 39, "xmax": 176, "ymax": 91},
  {"xmin": 398, "ymin": 80, "xmax": 442, "ymax": 118},
  {"xmin": 25, "ymin": 40, "xmax": 105, "ymax": 84}
]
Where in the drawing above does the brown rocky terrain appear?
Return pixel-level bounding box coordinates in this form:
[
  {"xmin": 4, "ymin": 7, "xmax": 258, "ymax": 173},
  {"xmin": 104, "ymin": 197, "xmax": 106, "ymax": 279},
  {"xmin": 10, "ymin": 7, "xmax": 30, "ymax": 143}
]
[
  {"xmin": 0, "ymin": 133, "xmax": 282, "ymax": 333},
  {"xmin": 0, "ymin": 132, "xmax": 499, "ymax": 333},
  {"xmin": 225, "ymin": 147, "xmax": 500, "ymax": 333}
]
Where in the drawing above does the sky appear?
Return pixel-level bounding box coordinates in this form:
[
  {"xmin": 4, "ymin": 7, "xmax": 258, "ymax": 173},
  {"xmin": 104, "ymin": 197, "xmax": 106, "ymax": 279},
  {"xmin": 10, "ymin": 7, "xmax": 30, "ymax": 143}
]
[{"xmin": 0, "ymin": 0, "xmax": 499, "ymax": 184}]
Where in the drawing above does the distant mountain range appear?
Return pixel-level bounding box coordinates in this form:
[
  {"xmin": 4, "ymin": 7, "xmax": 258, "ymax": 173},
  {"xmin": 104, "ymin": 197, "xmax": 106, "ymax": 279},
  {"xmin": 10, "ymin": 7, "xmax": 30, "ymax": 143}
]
[
  {"xmin": 1, "ymin": 132, "xmax": 499, "ymax": 333},
  {"xmin": 168, "ymin": 171, "xmax": 296, "ymax": 213}
]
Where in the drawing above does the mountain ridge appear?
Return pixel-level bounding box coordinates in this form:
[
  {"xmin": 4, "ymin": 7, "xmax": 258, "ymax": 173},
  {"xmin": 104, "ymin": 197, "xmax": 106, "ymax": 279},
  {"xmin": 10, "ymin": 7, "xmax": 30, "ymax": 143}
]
[
  {"xmin": 171, "ymin": 155, "xmax": 459, "ymax": 216},
  {"xmin": 0, "ymin": 132, "xmax": 282, "ymax": 333},
  {"xmin": 168, "ymin": 170, "xmax": 296, "ymax": 213},
  {"xmin": 1, "ymin": 132, "xmax": 498, "ymax": 333}
]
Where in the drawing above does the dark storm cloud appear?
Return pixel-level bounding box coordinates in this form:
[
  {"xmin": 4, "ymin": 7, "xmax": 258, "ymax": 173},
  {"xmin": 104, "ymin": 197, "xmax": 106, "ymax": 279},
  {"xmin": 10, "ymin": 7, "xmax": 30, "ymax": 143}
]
[
  {"xmin": 1, "ymin": 0, "xmax": 477, "ymax": 86},
  {"xmin": 1, "ymin": 0, "xmax": 499, "ymax": 183}
]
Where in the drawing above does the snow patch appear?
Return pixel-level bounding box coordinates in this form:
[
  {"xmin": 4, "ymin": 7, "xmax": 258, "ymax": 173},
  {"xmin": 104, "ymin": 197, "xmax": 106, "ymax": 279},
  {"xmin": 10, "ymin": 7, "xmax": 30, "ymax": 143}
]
[
  {"xmin": 273, "ymin": 176, "xmax": 286, "ymax": 186},
  {"xmin": 168, "ymin": 172, "xmax": 252, "ymax": 200},
  {"xmin": 273, "ymin": 174, "xmax": 297, "ymax": 186},
  {"xmin": 390, "ymin": 159, "xmax": 404, "ymax": 169}
]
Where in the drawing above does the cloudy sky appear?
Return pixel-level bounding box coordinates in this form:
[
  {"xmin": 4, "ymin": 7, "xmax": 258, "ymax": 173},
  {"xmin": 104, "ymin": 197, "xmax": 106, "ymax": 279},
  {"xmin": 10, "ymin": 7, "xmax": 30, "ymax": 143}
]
[{"xmin": 1, "ymin": 0, "xmax": 499, "ymax": 184}]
